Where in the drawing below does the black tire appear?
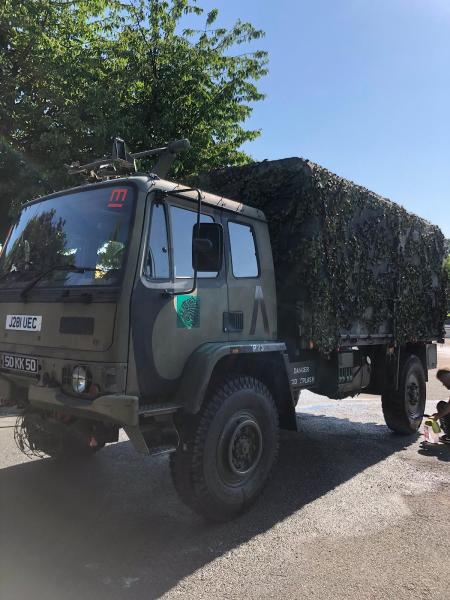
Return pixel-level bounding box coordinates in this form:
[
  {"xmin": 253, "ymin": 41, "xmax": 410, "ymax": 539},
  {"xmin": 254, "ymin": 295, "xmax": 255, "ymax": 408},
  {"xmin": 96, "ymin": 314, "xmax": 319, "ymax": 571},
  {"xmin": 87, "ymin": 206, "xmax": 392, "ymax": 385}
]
[
  {"xmin": 381, "ymin": 355, "xmax": 426, "ymax": 435},
  {"xmin": 170, "ymin": 375, "xmax": 279, "ymax": 521}
]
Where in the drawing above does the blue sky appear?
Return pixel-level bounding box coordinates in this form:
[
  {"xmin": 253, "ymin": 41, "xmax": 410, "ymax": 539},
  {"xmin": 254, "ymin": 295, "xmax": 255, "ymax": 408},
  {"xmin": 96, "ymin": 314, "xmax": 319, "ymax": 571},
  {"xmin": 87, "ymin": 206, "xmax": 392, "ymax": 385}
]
[{"xmin": 186, "ymin": 0, "xmax": 450, "ymax": 236}]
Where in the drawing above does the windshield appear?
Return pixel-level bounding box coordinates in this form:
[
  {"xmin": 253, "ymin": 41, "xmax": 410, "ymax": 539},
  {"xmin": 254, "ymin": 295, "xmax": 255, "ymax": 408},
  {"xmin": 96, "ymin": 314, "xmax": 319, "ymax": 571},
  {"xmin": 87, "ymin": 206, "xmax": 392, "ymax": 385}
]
[{"xmin": 0, "ymin": 185, "xmax": 135, "ymax": 289}]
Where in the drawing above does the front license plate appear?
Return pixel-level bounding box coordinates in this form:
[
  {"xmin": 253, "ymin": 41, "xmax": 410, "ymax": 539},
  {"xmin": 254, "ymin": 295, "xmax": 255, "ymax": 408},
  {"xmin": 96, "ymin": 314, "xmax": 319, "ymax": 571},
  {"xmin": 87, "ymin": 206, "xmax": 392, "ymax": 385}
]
[
  {"xmin": 5, "ymin": 314, "xmax": 42, "ymax": 332},
  {"xmin": 1, "ymin": 354, "xmax": 38, "ymax": 374}
]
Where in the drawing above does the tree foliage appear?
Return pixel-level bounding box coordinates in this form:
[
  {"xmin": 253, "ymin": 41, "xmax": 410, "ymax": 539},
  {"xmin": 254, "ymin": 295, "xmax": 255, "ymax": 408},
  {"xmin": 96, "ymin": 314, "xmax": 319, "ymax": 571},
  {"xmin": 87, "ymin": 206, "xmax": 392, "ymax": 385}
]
[
  {"xmin": 0, "ymin": 0, "xmax": 267, "ymax": 238},
  {"xmin": 444, "ymin": 253, "xmax": 450, "ymax": 311},
  {"xmin": 444, "ymin": 255, "xmax": 450, "ymax": 273},
  {"xmin": 2, "ymin": 209, "xmax": 67, "ymax": 275}
]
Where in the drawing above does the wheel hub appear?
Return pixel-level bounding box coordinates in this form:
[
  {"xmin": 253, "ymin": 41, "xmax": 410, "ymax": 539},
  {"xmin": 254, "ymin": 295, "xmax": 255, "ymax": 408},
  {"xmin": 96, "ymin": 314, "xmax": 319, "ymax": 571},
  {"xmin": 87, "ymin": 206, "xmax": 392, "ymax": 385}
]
[
  {"xmin": 217, "ymin": 412, "xmax": 263, "ymax": 485},
  {"xmin": 407, "ymin": 381, "xmax": 419, "ymax": 405},
  {"xmin": 229, "ymin": 420, "xmax": 262, "ymax": 474},
  {"xmin": 404, "ymin": 371, "xmax": 423, "ymax": 420}
]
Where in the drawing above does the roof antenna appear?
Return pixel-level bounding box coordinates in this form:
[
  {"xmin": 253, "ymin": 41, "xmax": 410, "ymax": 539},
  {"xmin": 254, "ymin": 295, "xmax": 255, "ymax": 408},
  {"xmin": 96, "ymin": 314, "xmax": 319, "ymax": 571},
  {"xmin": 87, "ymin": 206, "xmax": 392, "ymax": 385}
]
[{"xmin": 67, "ymin": 137, "xmax": 190, "ymax": 180}]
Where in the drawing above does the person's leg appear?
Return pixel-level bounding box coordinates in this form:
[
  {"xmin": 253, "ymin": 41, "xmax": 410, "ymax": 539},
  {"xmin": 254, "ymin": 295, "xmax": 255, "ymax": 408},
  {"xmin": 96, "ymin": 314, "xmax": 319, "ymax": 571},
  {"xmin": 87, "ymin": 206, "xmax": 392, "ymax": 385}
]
[{"xmin": 436, "ymin": 401, "xmax": 450, "ymax": 438}]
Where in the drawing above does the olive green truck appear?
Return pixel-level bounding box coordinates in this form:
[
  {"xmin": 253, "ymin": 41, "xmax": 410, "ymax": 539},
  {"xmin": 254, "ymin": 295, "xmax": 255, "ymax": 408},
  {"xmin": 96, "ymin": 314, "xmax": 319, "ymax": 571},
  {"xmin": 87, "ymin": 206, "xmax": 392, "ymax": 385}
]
[{"xmin": 0, "ymin": 141, "xmax": 445, "ymax": 521}]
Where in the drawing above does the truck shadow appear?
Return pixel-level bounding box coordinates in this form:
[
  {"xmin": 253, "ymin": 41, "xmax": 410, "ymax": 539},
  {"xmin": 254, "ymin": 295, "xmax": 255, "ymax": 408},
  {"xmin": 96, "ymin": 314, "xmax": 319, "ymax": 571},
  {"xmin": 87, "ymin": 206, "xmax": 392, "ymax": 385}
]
[{"xmin": 0, "ymin": 413, "xmax": 417, "ymax": 600}]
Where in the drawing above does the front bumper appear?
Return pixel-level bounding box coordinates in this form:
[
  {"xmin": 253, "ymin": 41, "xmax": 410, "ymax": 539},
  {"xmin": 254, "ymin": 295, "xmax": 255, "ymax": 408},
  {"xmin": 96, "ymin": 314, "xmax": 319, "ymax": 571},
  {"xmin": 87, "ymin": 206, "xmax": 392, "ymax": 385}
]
[{"xmin": 28, "ymin": 384, "xmax": 139, "ymax": 426}]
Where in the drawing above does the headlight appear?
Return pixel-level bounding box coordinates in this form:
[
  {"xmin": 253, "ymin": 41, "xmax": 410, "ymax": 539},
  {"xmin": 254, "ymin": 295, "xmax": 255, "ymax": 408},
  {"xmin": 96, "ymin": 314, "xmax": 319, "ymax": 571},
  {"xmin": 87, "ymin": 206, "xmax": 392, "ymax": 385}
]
[{"xmin": 72, "ymin": 366, "xmax": 88, "ymax": 394}]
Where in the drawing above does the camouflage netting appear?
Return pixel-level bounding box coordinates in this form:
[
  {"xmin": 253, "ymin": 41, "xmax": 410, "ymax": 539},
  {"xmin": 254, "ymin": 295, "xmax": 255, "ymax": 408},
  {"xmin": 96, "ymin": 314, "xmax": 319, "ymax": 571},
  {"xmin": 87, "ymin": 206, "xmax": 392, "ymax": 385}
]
[{"xmin": 191, "ymin": 158, "xmax": 447, "ymax": 354}]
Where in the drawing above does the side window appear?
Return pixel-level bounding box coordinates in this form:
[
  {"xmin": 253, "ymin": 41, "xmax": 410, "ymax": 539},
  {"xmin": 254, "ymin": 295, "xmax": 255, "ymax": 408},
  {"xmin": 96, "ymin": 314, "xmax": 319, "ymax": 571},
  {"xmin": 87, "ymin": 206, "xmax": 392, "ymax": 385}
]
[
  {"xmin": 228, "ymin": 222, "xmax": 259, "ymax": 278},
  {"xmin": 170, "ymin": 205, "xmax": 217, "ymax": 278},
  {"xmin": 144, "ymin": 202, "xmax": 170, "ymax": 279}
]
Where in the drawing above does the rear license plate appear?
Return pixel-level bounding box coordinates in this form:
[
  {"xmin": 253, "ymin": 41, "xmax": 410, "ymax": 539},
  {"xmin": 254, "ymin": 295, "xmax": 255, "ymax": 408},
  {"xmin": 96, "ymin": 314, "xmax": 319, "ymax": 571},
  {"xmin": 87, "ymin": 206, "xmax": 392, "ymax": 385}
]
[{"xmin": 1, "ymin": 354, "xmax": 38, "ymax": 374}]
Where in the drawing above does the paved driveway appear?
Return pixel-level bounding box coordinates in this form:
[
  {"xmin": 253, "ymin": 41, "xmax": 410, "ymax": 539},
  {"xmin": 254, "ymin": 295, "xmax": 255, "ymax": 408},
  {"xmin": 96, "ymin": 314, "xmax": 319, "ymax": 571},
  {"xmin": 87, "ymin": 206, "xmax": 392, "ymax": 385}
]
[{"xmin": 1, "ymin": 343, "xmax": 449, "ymax": 600}]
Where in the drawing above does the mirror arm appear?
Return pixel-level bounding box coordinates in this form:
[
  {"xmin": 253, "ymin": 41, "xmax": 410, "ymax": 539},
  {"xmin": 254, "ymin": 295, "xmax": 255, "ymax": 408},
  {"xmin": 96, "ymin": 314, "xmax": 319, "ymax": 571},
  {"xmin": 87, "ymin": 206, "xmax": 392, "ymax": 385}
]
[{"xmin": 162, "ymin": 187, "xmax": 202, "ymax": 298}]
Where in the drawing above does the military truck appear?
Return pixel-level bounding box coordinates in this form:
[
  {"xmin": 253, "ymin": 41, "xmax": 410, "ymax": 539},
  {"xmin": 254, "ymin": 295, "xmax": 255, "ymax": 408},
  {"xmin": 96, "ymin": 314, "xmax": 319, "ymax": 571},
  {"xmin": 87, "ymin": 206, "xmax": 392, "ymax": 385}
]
[{"xmin": 0, "ymin": 140, "xmax": 445, "ymax": 521}]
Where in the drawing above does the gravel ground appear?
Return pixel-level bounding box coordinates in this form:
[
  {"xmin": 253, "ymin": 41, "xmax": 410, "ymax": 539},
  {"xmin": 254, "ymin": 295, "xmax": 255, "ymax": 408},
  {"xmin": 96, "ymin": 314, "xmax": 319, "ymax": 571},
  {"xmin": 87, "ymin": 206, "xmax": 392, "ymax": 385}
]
[{"xmin": 1, "ymin": 344, "xmax": 449, "ymax": 600}]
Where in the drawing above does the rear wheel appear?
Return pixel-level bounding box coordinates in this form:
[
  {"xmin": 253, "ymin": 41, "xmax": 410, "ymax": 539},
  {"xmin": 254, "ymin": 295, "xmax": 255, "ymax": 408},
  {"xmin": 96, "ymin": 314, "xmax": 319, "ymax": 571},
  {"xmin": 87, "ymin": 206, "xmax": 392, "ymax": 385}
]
[
  {"xmin": 381, "ymin": 355, "xmax": 426, "ymax": 435},
  {"xmin": 170, "ymin": 375, "xmax": 279, "ymax": 521}
]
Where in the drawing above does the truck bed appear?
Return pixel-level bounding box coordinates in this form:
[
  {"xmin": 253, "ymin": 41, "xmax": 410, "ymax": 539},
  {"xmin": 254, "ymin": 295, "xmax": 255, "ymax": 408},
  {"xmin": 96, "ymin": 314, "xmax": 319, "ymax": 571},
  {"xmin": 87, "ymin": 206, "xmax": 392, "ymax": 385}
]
[{"xmin": 193, "ymin": 158, "xmax": 446, "ymax": 354}]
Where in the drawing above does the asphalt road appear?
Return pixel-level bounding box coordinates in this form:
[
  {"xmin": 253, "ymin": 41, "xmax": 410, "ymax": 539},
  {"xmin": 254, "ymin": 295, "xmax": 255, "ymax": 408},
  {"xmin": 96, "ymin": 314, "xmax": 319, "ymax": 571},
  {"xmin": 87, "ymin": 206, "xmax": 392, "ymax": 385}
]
[{"xmin": 1, "ymin": 345, "xmax": 450, "ymax": 600}]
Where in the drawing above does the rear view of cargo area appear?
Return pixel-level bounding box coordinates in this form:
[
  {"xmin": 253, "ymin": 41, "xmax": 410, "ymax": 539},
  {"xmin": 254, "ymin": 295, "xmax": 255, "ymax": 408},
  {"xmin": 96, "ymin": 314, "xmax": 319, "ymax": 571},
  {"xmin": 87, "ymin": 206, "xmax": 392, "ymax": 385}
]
[{"xmin": 194, "ymin": 158, "xmax": 447, "ymax": 354}]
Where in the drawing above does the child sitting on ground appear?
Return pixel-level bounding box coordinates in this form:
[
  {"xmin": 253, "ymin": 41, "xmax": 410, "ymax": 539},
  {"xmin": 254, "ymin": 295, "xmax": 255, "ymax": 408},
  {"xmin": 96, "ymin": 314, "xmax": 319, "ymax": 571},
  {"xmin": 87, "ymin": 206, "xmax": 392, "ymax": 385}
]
[{"xmin": 432, "ymin": 368, "xmax": 450, "ymax": 444}]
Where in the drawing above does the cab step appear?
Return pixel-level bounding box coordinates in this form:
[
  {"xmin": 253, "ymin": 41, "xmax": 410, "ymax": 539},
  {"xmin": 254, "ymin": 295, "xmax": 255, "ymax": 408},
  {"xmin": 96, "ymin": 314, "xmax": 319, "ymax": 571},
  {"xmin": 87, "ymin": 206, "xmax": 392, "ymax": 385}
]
[{"xmin": 124, "ymin": 413, "xmax": 179, "ymax": 455}]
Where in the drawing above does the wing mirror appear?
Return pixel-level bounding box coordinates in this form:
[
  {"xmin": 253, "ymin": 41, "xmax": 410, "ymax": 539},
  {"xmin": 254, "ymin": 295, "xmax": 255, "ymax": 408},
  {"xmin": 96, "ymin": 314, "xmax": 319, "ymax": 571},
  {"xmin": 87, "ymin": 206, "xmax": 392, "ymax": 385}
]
[{"xmin": 192, "ymin": 223, "xmax": 223, "ymax": 273}]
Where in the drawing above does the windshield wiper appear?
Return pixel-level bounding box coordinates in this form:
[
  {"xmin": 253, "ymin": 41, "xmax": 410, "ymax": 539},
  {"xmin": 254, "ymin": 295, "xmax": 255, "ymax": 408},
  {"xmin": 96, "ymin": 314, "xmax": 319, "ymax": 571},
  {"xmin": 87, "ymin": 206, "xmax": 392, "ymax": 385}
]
[{"xmin": 20, "ymin": 264, "xmax": 103, "ymax": 300}]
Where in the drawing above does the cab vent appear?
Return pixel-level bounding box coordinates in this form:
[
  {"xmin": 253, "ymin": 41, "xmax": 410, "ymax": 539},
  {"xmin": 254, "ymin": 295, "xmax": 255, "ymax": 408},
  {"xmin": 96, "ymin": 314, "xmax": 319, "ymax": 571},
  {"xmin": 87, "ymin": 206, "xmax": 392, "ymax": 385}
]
[{"xmin": 223, "ymin": 311, "xmax": 244, "ymax": 333}]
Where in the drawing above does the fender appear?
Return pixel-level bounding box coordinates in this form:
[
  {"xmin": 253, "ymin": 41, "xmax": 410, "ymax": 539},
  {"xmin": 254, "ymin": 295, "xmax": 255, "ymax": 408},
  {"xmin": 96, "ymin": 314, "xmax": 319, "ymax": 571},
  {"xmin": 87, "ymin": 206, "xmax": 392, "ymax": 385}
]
[{"xmin": 175, "ymin": 340, "xmax": 286, "ymax": 414}]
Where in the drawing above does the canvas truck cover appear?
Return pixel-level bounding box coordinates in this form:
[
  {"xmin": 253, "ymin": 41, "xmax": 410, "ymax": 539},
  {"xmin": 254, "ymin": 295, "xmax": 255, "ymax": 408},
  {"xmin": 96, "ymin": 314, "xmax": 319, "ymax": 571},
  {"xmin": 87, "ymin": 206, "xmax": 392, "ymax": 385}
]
[{"xmin": 192, "ymin": 158, "xmax": 447, "ymax": 354}]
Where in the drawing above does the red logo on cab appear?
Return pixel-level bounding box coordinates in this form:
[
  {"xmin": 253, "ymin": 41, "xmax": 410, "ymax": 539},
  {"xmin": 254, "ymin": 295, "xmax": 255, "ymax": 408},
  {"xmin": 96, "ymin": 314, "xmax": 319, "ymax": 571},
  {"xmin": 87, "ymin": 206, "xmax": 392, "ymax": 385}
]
[{"xmin": 108, "ymin": 188, "xmax": 128, "ymax": 208}]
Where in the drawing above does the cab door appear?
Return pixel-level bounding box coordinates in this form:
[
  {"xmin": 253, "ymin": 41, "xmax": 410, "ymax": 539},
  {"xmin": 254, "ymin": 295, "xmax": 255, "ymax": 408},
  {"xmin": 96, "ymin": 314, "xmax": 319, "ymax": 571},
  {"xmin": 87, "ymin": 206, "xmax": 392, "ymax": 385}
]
[
  {"xmin": 224, "ymin": 217, "xmax": 277, "ymax": 342},
  {"xmin": 129, "ymin": 192, "xmax": 228, "ymax": 401}
]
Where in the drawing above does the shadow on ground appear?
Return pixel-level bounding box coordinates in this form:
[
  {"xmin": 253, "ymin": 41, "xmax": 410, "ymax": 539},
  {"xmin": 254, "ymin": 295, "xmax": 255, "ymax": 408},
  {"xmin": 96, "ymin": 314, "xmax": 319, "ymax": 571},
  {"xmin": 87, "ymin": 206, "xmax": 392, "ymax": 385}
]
[
  {"xmin": 418, "ymin": 442, "xmax": 450, "ymax": 462},
  {"xmin": 0, "ymin": 413, "xmax": 417, "ymax": 600}
]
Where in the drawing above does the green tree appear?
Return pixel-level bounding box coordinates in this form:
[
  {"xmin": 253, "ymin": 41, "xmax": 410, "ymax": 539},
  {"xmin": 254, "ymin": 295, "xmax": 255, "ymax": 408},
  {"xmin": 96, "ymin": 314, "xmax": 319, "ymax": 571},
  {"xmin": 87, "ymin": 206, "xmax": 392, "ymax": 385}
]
[
  {"xmin": 443, "ymin": 245, "xmax": 450, "ymax": 314},
  {"xmin": 444, "ymin": 252, "xmax": 450, "ymax": 291},
  {"xmin": 444, "ymin": 255, "xmax": 450, "ymax": 274},
  {"xmin": 0, "ymin": 0, "xmax": 267, "ymax": 239},
  {"xmin": 2, "ymin": 209, "xmax": 67, "ymax": 275}
]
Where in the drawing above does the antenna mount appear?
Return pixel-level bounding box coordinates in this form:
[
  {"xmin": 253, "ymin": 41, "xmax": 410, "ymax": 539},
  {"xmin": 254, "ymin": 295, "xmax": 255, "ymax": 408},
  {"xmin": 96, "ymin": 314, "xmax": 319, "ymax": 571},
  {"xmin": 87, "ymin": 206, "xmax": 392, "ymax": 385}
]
[{"xmin": 66, "ymin": 137, "xmax": 190, "ymax": 180}]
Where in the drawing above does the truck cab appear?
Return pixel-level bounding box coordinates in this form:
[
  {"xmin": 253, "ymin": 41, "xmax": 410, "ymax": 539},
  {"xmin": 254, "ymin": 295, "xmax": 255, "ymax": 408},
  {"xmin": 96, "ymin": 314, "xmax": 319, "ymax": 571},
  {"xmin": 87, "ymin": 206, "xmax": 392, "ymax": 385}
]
[{"xmin": 0, "ymin": 174, "xmax": 296, "ymax": 517}]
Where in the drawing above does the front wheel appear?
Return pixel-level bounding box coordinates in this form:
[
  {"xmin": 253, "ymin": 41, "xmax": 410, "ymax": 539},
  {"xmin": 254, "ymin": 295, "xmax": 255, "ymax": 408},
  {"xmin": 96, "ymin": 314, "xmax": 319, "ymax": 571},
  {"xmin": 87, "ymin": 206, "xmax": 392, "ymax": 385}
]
[
  {"xmin": 170, "ymin": 375, "xmax": 279, "ymax": 521},
  {"xmin": 381, "ymin": 355, "xmax": 426, "ymax": 435}
]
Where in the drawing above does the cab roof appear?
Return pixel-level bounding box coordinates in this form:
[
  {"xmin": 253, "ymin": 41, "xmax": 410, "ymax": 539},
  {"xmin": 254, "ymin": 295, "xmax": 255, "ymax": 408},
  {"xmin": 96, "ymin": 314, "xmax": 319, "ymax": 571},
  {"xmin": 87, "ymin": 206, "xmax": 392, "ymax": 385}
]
[
  {"xmin": 153, "ymin": 177, "xmax": 267, "ymax": 222},
  {"xmin": 26, "ymin": 175, "xmax": 267, "ymax": 223}
]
